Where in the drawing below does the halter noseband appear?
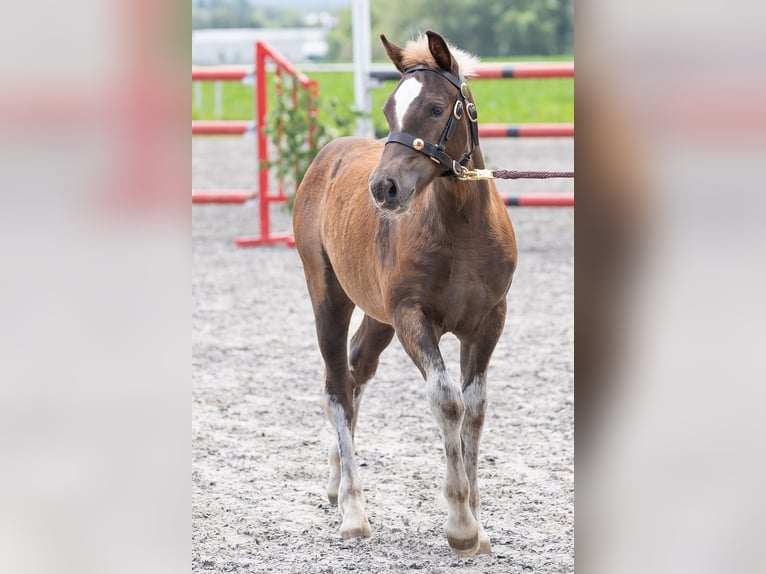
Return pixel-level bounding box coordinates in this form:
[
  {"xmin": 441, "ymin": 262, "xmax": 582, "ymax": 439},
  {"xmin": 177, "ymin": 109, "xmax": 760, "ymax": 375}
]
[{"xmin": 385, "ymin": 65, "xmax": 480, "ymax": 178}]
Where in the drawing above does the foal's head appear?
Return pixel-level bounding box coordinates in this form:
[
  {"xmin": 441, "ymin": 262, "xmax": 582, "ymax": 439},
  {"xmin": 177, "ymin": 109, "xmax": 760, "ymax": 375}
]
[{"xmin": 369, "ymin": 31, "xmax": 480, "ymax": 213}]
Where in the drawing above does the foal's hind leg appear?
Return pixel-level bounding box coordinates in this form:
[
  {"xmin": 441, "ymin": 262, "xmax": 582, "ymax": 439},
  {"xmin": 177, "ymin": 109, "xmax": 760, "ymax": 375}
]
[
  {"xmin": 327, "ymin": 315, "xmax": 394, "ymax": 504},
  {"xmin": 459, "ymin": 302, "xmax": 507, "ymax": 555}
]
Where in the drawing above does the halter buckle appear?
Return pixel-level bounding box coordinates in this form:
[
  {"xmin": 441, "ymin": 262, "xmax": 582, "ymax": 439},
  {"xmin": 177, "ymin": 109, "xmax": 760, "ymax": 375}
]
[
  {"xmin": 466, "ymin": 103, "xmax": 478, "ymax": 122},
  {"xmin": 453, "ymin": 100, "xmax": 464, "ymax": 120}
]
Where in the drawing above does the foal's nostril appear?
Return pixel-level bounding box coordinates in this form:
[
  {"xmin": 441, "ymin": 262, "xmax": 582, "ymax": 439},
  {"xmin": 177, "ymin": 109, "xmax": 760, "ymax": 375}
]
[
  {"xmin": 370, "ymin": 177, "xmax": 398, "ymax": 204},
  {"xmin": 386, "ymin": 179, "xmax": 398, "ymax": 201}
]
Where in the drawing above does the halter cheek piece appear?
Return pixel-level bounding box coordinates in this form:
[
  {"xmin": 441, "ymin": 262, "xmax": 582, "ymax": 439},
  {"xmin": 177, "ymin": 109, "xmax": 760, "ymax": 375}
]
[{"xmin": 385, "ymin": 65, "xmax": 480, "ymax": 178}]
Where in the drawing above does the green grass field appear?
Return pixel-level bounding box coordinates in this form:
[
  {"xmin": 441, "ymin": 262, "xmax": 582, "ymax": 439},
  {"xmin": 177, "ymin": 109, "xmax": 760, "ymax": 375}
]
[{"xmin": 192, "ymin": 58, "xmax": 573, "ymax": 135}]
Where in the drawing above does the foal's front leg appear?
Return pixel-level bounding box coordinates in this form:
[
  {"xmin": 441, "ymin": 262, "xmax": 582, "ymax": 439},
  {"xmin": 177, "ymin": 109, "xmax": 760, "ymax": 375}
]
[
  {"xmin": 460, "ymin": 302, "xmax": 507, "ymax": 555},
  {"xmin": 394, "ymin": 306, "xmax": 480, "ymax": 556},
  {"xmin": 315, "ymin": 295, "xmax": 370, "ymax": 539}
]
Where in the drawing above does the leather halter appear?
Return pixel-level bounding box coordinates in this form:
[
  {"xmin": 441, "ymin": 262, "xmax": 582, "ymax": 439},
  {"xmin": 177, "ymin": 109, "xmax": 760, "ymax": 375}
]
[{"xmin": 385, "ymin": 65, "xmax": 480, "ymax": 177}]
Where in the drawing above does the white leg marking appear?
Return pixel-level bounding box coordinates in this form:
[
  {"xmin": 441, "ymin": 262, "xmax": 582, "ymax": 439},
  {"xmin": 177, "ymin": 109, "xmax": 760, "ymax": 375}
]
[
  {"xmin": 327, "ymin": 395, "xmax": 371, "ymax": 539},
  {"xmin": 425, "ymin": 367, "xmax": 480, "ymax": 556},
  {"xmin": 328, "ymin": 397, "xmax": 354, "ymax": 475},
  {"xmin": 393, "ymin": 77, "xmax": 423, "ymax": 131},
  {"xmin": 462, "ymin": 375, "xmax": 486, "ymax": 446},
  {"xmin": 462, "ymin": 375, "xmax": 492, "ymax": 554},
  {"xmin": 327, "ymin": 442, "xmax": 340, "ymax": 504}
]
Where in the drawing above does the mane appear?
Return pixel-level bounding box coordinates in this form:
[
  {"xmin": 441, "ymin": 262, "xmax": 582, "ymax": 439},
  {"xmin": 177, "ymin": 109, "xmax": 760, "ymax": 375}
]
[{"xmin": 400, "ymin": 33, "xmax": 480, "ymax": 78}]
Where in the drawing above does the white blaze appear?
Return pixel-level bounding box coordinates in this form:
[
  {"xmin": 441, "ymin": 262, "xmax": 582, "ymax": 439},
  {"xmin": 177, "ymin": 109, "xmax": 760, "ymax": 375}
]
[{"xmin": 393, "ymin": 77, "xmax": 422, "ymax": 130}]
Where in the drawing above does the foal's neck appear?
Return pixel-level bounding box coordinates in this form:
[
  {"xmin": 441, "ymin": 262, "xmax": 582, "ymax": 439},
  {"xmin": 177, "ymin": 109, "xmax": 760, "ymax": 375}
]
[
  {"xmin": 469, "ymin": 146, "xmax": 487, "ymax": 171},
  {"xmin": 429, "ymin": 146, "xmax": 492, "ymax": 222}
]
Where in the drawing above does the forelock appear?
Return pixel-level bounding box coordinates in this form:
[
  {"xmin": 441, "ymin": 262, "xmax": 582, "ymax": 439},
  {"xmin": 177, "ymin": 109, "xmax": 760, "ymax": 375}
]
[{"xmin": 399, "ymin": 32, "xmax": 480, "ymax": 77}]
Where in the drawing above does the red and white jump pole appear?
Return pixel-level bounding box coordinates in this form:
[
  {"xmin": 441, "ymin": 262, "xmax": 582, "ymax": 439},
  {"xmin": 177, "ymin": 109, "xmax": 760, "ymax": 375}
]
[
  {"xmin": 191, "ymin": 66, "xmax": 252, "ymax": 82},
  {"xmin": 480, "ymin": 123, "xmax": 574, "ymax": 138},
  {"xmin": 368, "ymin": 62, "xmax": 574, "ymax": 82},
  {"xmin": 503, "ymin": 194, "xmax": 574, "ymax": 207},
  {"xmin": 191, "ymin": 65, "xmax": 257, "ymax": 204},
  {"xmin": 192, "ymin": 190, "xmax": 255, "ymax": 204},
  {"xmin": 234, "ymin": 42, "xmax": 317, "ymax": 247},
  {"xmin": 191, "ymin": 120, "xmax": 574, "ymax": 138},
  {"xmin": 191, "ymin": 120, "xmax": 255, "ymax": 136}
]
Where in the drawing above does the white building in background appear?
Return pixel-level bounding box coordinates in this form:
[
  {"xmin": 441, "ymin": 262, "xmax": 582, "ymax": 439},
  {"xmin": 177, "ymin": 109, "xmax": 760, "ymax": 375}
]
[{"xmin": 192, "ymin": 28, "xmax": 329, "ymax": 65}]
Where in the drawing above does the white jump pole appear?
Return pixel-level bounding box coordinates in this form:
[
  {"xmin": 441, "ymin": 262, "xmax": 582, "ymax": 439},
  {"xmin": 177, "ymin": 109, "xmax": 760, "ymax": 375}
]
[{"xmin": 351, "ymin": 0, "xmax": 373, "ymax": 138}]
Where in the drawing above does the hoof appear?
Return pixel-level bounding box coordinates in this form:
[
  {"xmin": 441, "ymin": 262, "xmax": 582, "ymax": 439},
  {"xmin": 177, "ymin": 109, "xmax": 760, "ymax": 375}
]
[
  {"xmin": 476, "ymin": 530, "xmax": 492, "ymax": 555},
  {"xmin": 340, "ymin": 516, "xmax": 371, "ymax": 539},
  {"xmin": 446, "ymin": 512, "xmax": 480, "ymax": 556},
  {"xmin": 447, "ymin": 533, "xmax": 480, "ymax": 557},
  {"xmin": 326, "ymin": 475, "xmax": 340, "ymax": 506}
]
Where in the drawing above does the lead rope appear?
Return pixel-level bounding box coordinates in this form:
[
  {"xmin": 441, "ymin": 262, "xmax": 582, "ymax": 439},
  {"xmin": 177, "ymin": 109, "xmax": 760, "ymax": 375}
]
[{"xmin": 457, "ymin": 168, "xmax": 574, "ymax": 181}]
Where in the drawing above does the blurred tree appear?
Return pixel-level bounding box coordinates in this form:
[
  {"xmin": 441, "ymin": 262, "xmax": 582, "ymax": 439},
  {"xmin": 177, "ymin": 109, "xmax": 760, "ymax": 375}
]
[
  {"xmin": 192, "ymin": 0, "xmax": 307, "ymax": 29},
  {"xmin": 326, "ymin": 0, "xmax": 573, "ymax": 61}
]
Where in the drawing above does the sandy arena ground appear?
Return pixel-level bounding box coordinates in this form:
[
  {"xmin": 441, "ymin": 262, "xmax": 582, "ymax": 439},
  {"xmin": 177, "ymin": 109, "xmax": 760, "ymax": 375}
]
[{"xmin": 192, "ymin": 137, "xmax": 573, "ymax": 573}]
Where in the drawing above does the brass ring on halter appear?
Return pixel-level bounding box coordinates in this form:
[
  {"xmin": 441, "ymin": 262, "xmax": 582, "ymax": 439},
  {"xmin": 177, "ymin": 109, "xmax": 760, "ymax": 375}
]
[
  {"xmin": 453, "ymin": 100, "xmax": 464, "ymax": 120},
  {"xmin": 413, "ymin": 138, "xmax": 425, "ymax": 151},
  {"xmin": 466, "ymin": 103, "xmax": 478, "ymax": 122},
  {"xmin": 460, "ymin": 82, "xmax": 470, "ymax": 98},
  {"xmin": 452, "ymin": 160, "xmax": 464, "ymax": 176}
]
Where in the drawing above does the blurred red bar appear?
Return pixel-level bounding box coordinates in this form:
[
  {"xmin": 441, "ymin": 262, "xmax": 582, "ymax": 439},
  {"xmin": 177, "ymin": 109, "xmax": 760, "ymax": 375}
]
[
  {"xmin": 235, "ymin": 233, "xmax": 295, "ymax": 247},
  {"xmin": 190, "ymin": 122, "xmax": 574, "ymax": 138},
  {"xmin": 478, "ymin": 123, "xmax": 574, "ymax": 137},
  {"xmin": 371, "ymin": 62, "xmax": 574, "ymax": 81},
  {"xmin": 504, "ymin": 194, "xmax": 574, "ymax": 207},
  {"xmin": 192, "ymin": 190, "xmax": 255, "ymax": 204},
  {"xmin": 517, "ymin": 123, "xmax": 574, "ymax": 137},
  {"xmin": 192, "ymin": 66, "xmax": 252, "ymax": 81},
  {"xmin": 476, "ymin": 63, "xmax": 574, "ymax": 79},
  {"xmin": 191, "ymin": 121, "xmax": 253, "ymax": 135}
]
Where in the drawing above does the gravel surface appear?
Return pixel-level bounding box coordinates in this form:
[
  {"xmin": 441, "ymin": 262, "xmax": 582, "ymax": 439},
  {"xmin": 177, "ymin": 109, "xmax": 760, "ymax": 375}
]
[{"xmin": 192, "ymin": 137, "xmax": 573, "ymax": 573}]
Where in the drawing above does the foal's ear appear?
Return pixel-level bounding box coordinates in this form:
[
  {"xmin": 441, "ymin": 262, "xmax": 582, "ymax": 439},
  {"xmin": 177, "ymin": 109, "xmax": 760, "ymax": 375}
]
[
  {"xmin": 380, "ymin": 34, "xmax": 406, "ymax": 74},
  {"xmin": 426, "ymin": 30, "xmax": 457, "ymax": 75}
]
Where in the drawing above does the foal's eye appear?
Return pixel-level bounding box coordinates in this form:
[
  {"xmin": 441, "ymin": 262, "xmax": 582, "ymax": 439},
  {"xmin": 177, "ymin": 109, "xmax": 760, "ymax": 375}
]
[{"xmin": 431, "ymin": 106, "xmax": 444, "ymax": 117}]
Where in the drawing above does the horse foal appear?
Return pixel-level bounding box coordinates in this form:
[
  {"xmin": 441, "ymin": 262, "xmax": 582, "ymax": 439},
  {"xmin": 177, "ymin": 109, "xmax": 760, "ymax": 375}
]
[{"xmin": 293, "ymin": 31, "xmax": 517, "ymax": 556}]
